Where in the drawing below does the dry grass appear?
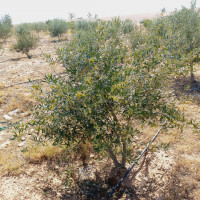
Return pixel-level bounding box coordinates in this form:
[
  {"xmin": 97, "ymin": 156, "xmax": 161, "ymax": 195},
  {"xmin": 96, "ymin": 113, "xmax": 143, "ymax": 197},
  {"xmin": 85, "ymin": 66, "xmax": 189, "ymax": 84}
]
[
  {"xmin": 0, "ymin": 141, "xmax": 66, "ymax": 175},
  {"xmin": 23, "ymin": 142, "xmax": 65, "ymax": 163},
  {"xmin": 165, "ymin": 156, "xmax": 200, "ymax": 200},
  {"xmin": 0, "ymin": 83, "xmax": 5, "ymax": 89},
  {"xmin": 0, "ymin": 87, "xmax": 34, "ymax": 117},
  {"xmin": 165, "ymin": 99, "xmax": 200, "ymax": 199},
  {"xmin": 193, "ymin": 190, "xmax": 200, "ymax": 200},
  {"xmin": 0, "ymin": 149, "xmax": 25, "ymax": 175},
  {"xmin": 134, "ymin": 98, "xmax": 200, "ymax": 199}
]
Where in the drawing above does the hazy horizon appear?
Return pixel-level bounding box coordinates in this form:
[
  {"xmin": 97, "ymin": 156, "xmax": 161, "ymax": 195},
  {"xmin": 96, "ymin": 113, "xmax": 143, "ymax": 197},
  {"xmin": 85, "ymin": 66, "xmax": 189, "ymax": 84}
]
[{"xmin": 0, "ymin": 0, "xmax": 198, "ymax": 24}]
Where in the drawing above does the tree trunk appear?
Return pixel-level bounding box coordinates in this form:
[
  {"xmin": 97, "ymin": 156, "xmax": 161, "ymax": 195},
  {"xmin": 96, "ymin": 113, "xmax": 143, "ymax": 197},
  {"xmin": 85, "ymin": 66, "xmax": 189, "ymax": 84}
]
[
  {"xmin": 107, "ymin": 147, "xmax": 120, "ymax": 168},
  {"xmin": 121, "ymin": 141, "xmax": 126, "ymax": 168},
  {"xmin": 25, "ymin": 52, "xmax": 32, "ymax": 59},
  {"xmin": 190, "ymin": 64, "xmax": 195, "ymax": 84}
]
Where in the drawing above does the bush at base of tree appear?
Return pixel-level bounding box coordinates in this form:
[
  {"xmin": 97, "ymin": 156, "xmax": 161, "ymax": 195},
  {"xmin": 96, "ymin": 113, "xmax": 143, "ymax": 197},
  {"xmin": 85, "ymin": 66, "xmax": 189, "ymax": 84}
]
[
  {"xmin": 13, "ymin": 24, "xmax": 39, "ymax": 59},
  {"xmin": 48, "ymin": 19, "xmax": 69, "ymax": 37}
]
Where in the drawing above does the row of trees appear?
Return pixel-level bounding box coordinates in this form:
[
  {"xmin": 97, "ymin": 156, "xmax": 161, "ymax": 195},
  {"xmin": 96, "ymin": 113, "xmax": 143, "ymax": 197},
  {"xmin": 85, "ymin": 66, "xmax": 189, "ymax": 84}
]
[
  {"xmin": 0, "ymin": 14, "xmax": 144, "ymax": 59},
  {"xmin": 15, "ymin": 2, "xmax": 199, "ymax": 173},
  {"xmin": 145, "ymin": 1, "xmax": 200, "ymax": 83},
  {"xmin": 0, "ymin": 16, "xmax": 71, "ymax": 58}
]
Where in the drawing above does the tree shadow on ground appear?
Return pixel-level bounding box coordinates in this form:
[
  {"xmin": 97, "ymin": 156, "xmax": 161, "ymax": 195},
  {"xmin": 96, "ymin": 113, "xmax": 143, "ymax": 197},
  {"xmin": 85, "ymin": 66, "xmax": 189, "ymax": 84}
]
[
  {"xmin": 173, "ymin": 76, "xmax": 200, "ymax": 103},
  {"xmin": 60, "ymin": 179, "xmax": 138, "ymax": 200},
  {"xmin": 51, "ymin": 37, "xmax": 68, "ymax": 43},
  {"xmin": 0, "ymin": 54, "xmax": 42, "ymax": 63}
]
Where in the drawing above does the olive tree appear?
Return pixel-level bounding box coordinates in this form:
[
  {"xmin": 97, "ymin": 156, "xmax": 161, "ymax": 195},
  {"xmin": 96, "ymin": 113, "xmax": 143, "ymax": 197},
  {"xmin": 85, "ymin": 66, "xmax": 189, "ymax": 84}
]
[
  {"xmin": 0, "ymin": 14, "xmax": 12, "ymax": 41},
  {"xmin": 169, "ymin": 1, "xmax": 200, "ymax": 83},
  {"xmin": 121, "ymin": 19, "xmax": 135, "ymax": 34},
  {"xmin": 15, "ymin": 19, "xmax": 181, "ymax": 169},
  {"xmin": 48, "ymin": 19, "xmax": 69, "ymax": 38},
  {"xmin": 13, "ymin": 24, "xmax": 39, "ymax": 59},
  {"xmin": 151, "ymin": 1, "xmax": 200, "ymax": 83},
  {"xmin": 31, "ymin": 22, "xmax": 48, "ymax": 36}
]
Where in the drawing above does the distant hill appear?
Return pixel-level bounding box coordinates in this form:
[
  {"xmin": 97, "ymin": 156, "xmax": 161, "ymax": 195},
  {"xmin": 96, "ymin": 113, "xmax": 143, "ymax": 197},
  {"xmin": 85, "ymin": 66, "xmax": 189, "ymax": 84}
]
[{"xmin": 102, "ymin": 11, "xmax": 171, "ymax": 23}]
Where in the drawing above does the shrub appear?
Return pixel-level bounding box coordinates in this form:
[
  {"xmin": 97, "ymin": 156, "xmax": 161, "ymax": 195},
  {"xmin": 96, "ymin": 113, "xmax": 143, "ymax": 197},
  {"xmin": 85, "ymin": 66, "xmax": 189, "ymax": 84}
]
[
  {"xmin": 13, "ymin": 24, "xmax": 39, "ymax": 58},
  {"xmin": 75, "ymin": 19, "xmax": 90, "ymax": 30},
  {"xmin": 74, "ymin": 19, "xmax": 98, "ymax": 31},
  {"xmin": 0, "ymin": 14, "xmax": 12, "ymax": 41},
  {"xmin": 31, "ymin": 22, "xmax": 48, "ymax": 35},
  {"xmin": 129, "ymin": 26, "xmax": 146, "ymax": 50},
  {"xmin": 15, "ymin": 23, "xmax": 31, "ymax": 35},
  {"xmin": 48, "ymin": 19, "xmax": 69, "ymax": 37},
  {"xmin": 167, "ymin": 1, "xmax": 200, "ymax": 83},
  {"xmin": 121, "ymin": 19, "xmax": 135, "ymax": 34},
  {"xmin": 142, "ymin": 19, "xmax": 153, "ymax": 29},
  {"xmin": 149, "ymin": 1, "xmax": 200, "ymax": 83},
  {"xmin": 15, "ymin": 19, "xmax": 182, "ymax": 171}
]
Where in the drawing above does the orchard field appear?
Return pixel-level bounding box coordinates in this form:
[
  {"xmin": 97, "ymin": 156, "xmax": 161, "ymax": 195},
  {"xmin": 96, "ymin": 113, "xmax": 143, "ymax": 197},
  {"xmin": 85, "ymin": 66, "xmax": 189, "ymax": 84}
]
[{"xmin": 0, "ymin": 3, "xmax": 200, "ymax": 200}]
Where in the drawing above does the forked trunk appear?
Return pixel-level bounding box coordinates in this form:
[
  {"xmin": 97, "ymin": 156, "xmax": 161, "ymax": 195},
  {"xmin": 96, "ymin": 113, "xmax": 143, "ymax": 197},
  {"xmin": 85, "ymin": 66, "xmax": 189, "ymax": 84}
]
[{"xmin": 107, "ymin": 147, "xmax": 120, "ymax": 168}]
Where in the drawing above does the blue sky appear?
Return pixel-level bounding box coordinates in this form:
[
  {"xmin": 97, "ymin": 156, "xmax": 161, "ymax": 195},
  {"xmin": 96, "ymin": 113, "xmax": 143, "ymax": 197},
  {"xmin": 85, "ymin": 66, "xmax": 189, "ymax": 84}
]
[{"xmin": 0, "ymin": 0, "xmax": 197, "ymax": 24}]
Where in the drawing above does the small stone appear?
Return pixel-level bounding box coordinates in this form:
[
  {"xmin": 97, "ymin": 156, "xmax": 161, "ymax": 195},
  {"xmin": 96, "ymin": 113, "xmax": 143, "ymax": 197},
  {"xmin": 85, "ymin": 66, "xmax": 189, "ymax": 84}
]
[
  {"xmin": 20, "ymin": 112, "xmax": 30, "ymax": 117},
  {"xmin": 28, "ymin": 129, "xmax": 34, "ymax": 135},
  {"xmin": 53, "ymin": 178, "xmax": 62, "ymax": 186},
  {"xmin": 0, "ymin": 141, "xmax": 11, "ymax": 148},
  {"xmin": 4, "ymin": 114, "xmax": 12, "ymax": 120},
  {"xmin": 57, "ymin": 192, "xmax": 62, "ymax": 197},
  {"xmin": 21, "ymin": 137, "xmax": 25, "ymax": 141},
  {"xmin": 55, "ymin": 165, "xmax": 59, "ymax": 170},
  {"xmin": 90, "ymin": 153, "xmax": 95, "ymax": 158},
  {"xmin": 0, "ymin": 131, "xmax": 7, "ymax": 136},
  {"xmin": 8, "ymin": 108, "xmax": 21, "ymax": 116},
  {"xmin": 18, "ymin": 142, "xmax": 25, "ymax": 147}
]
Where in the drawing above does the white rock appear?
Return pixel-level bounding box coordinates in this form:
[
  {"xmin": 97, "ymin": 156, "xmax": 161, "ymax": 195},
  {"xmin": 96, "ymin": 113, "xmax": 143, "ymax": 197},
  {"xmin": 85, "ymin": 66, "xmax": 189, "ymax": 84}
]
[
  {"xmin": 0, "ymin": 131, "xmax": 7, "ymax": 136},
  {"xmin": 52, "ymin": 178, "xmax": 62, "ymax": 186},
  {"xmin": 90, "ymin": 153, "xmax": 95, "ymax": 158},
  {"xmin": 4, "ymin": 114, "xmax": 12, "ymax": 120},
  {"xmin": 8, "ymin": 108, "xmax": 21, "ymax": 116},
  {"xmin": 18, "ymin": 142, "xmax": 25, "ymax": 147},
  {"xmin": 20, "ymin": 112, "xmax": 30, "ymax": 117},
  {"xmin": 0, "ymin": 141, "xmax": 11, "ymax": 148},
  {"xmin": 28, "ymin": 129, "xmax": 34, "ymax": 135},
  {"xmin": 21, "ymin": 137, "xmax": 25, "ymax": 141}
]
